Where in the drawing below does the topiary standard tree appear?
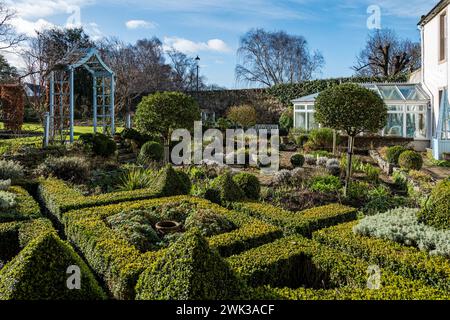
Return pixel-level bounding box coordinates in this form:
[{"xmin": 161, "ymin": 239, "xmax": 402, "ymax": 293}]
[
  {"xmin": 135, "ymin": 92, "xmax": 201, "ymax": 162},
  {"xmin": 315, "ymin": 83, "xmax": 387, "ymax": 195}
]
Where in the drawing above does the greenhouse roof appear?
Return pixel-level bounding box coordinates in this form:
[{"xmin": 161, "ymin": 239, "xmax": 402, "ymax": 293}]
[{"xmin": 292, "ymin": 83, "xmax": 430, "ymax": 104}]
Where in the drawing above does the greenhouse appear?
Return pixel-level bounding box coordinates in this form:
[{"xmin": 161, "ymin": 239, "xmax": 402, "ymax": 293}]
[{"xmin": 292, "ymin": 83, "xmax": 431, "ymax": 141}]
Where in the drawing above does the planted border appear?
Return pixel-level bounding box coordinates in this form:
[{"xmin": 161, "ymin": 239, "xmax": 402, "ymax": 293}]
[
  {"xmin": 313, "ymin": 221, "xmax": 450, "ymax": 292},
  {"xmin": 0, "ymin": 186, "xmax": 41, "ymax": 223},
  {"xmin": 228, "ymin": 236, "xmax": 449, "ymax": 300},
  {"xmin": 233, "ymin": 202, "xmax": 357, "ymax": 236},
  {"xmin": 63, "ymin": 196, "xmax": 282, "ymax": 299}
]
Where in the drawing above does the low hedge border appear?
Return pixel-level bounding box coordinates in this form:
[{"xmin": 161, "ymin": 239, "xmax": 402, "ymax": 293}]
[
  {"xmin": 0, "ymin": 218, "xmax": 106, "ymax": 300},
  {"xmin": 63, "ymin": 196, "xmax": 282, "ymax": 299},
  {"xmin": 0, "ymin": 186, "xmax": 41, "ymax": 223},
  {"xmin": 232, "ymin": 202, "xmax": 357, "ymax": 236},
  {"xmin": 228, "ymin": 236, "xmax": 449, "ymax": 300},
  {"xmin": 313, "ymin": 221, "xmax": 450, "ymax": 292},
  {"xmin": 251, "ymin": 285, "xmax": 449, "ymax": 300}
]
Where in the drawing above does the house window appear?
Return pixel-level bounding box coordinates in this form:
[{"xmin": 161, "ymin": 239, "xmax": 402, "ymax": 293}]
[{"xmin": 439, "ymin": 12, "xmax": 447, "ymax": 62}]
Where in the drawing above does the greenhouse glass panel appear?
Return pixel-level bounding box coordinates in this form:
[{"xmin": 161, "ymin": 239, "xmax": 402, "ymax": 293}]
[
  {"xmin": 295, "ymin": 112, "xmax": 306, "ymax": 130},
  {"xmin": 406, "ymin": 113, "xmax": 427, "ymax": 139},
  {"xmin": 308, "ymin": 112, "xmax": 318, "ymax": 130},
  {"xmin": 384, "ymin": 113, "xmax": 404, "ymax": 136},
  {"xmin": 379, "ymin": 86, "xmax": 403, "ymax": 100},
  {"xmin": 398, "ymin": 86, "xmax": 426, "ymax": 100}
]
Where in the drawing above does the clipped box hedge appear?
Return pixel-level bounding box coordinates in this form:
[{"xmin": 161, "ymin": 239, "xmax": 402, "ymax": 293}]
[
  {"xmin": 228, "ymin": 236, "xmax": 450, "ymax": 300},
  {"xmin": 0, "ymin": 186, "xmax": 41, "ymax": 223},
  {"xmin": 63, "ymin": 196, "xmax": 282, "ymax": 299},
  {"xmin": 0, "ymin": 218, "xmax": 106, "ymax": 300},
  {"xmin": 232, "ymin": 202, "xmax": 357, "ymax": 236},
  {"xmin": 313, "ymin": 221, "xmax": 450, "ymax": 292}
]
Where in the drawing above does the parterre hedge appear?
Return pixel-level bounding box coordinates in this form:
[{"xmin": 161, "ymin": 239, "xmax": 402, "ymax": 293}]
[
  {"xmin": 0, "ymin": 218, "xmax": 106, "ymax": 300},
  {"xmin": 232, "ymin": 202, "xmax": 357, "ymax": 236},
  {"xmin": 37, "ymin": 166, "xmax": 189, "ymax": 222},
  {"xmin": 63, "ymin": 196, "xmax": 282, "ymax": 299},
  {"xmin": 0, "ymin": 186, "xmax": 41, "ymax": 223},
  {"xmin": 313, "ymin": 221, "xmax": 450, "ymax": 291},
  {"xmin": 228, "ymin": 236, "xmax": 450, "ymax": 300},
  {"xmin": 135, "ymin": 229, "xmax": 247, "ymax": 300}
]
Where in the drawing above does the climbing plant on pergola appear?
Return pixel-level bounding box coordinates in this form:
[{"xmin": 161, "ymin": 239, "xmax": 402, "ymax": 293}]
[{"xmin": 47, "ymin": 48, "xmax": 115, "ymax": 143}]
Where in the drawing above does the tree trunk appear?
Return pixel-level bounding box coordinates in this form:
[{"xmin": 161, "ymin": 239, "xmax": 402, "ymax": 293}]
[
  {"xmin": 332, "ymin": 130, "xmax": 337, "ymax": 156},
  {"xmin": 344, "ymin": 135, "xmax": 355, "ymax": 197}
]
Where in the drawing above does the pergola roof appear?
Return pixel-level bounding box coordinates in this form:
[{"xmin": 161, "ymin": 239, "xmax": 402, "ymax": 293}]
[
  {"xmin": 292, "ymin": 83, "xmax": 430, "ymax": 104},
  {"xmin": 51, "ymin": 48, "xmax": 114, "ymax": 77}
]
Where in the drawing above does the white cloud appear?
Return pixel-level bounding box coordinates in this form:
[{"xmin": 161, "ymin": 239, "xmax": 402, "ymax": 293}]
[
  {"xmin": 7, "ymin": 0, "xmax": 93, "ymax": 19},
  {"xmin": 163, "ymin": 37, "xmax": 231, "ymax": 54},
  {"xmin": 10, "ymin": 17, "xmax": 55, "ymax": 37},
  {"xmin": 125, "ymin": 20, "xmax": 157, "ymax": 30}
]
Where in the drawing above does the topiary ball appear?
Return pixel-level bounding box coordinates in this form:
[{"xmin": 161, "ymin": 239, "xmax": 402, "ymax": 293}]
[
  {"xmin": 211, "ymin": 172, "xmax": 244, "ymax": 203},
  {"xmin": 417, "ymin": 179, "xmax": 450, "ymax": 230},
  {"xmin": 138, "ymin": 141, "xmax": 164, "ymax": 164},
  {"xmin": 232, "ymin": 172, "xmax": 261, "ymax": 200},
  {"xmin": 398, "ymin": 150, "xmax": 423, "ymax": 171},
  {"xmin": 386, "ymin": 146, "xmax": 407, "ymax": 165},
  {"xmin": 290, "ymin": 153, "xmax": 305, "ymax": 168}
]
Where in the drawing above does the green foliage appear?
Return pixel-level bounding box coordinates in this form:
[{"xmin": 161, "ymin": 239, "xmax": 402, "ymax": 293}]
[
  {"xmin": 345, "ymin": 181, "xmax": 370, "ymax": 204},
  {"xmin": 0, "ymin": 220, "xmax": 106, "ymax": 300},
  {"xmin": 267, "ymin": 76, "xmax": 408, "ymax": 106},
  {"xmin": 120, "ymin": 128, "xmax": 150, "ymax": 146},
  {"xmin": 287, "ymin": 128, "xmax": 309, "ymax": 147},
  {"xmin": 314, "ymin": 83, "xmax": 387, "ymax": 136},
  {"xmin": 398, "ymin": 150, "xmax": 423, "ymax": 171},
  {"xmin": 0, "ymin": 191, "xmax": 16, "ymax": 210},
  {"xmin": 232, "ymin": 172, "xmax": 261, "ymax": 200},
  {"xmin": 119, "ymin": 167, "xmax": 155, "ymax": 191},
  {"xmin": 211, "ymin": 172, "xmax": 244, "ymax": 203},
  {"xmin": 107, "ymin": 210, "xmax": 161, "ymax": 252},
  {"xmin": 386, "ymin": 146, "xmax": 407, "ymax": 165},
  {"xmin": 233, "ymin": 202, "xmax": 357, "ymax": 237},
  {"xmin": 226, "ymin": 104, "xmax": 257, "ymax": 128},
  {"xmin": 360, "ymin": 163, "xmax": 381, "ymax": 182},
  {"xmin": 362, "ymin": 185, "xmax": 411, "ymax": 216},
  {"xmin": 185, "ymin": 209, "xmax": 236, "ymax": 237},
  {"xmin": 135, "ymin": 92, "xmax": 200, "ymax": 142},
  {"xmin": 0, "ymin": 187, "xmax": 41, "ymax": 223},
  {"xmin": 309, "ymin": 175, "xmax": 341, "ymax": 193},
  {"xmin": 0, "ymin": 179, "xmax": 11, "ymax": 191},
  {"xmin": 35, "ymin": 156, "xmax": 90, "ymax": 183},
  {"xmin": 418, "ymin": 180, "xmax": 450, "ymax": 230},
  {"xmin": 354, "ymin": 207, "xmax": 450, "ymax": 258},
  {"xmin": 154, "ymin": 164, "xmax": 191, "ymax": 196},
  {"xmin": 135, "ymin": 229, "xmax": 246, "ymax": 300},
  {"xmin": 79, "ymin": 133, "xmax": 117, "ymax": 157},
  {"xmin": 303, "ymin": 128, "xmax": 336, "ymax": 151},
  {"xmin": 290, "ymin": 153, "xmax": 305, "ymax": 168},
  {"xmin": 176, "ymin": 170, "xmax": 192, "ymax": 195},
  {"xmin": 279, "ymin": 106, "xmax": 293, "ymax": 131},
  {"xmin": 0, "ymin": 160, "xmax": 24, "ymax": 183},
  {"xmin": 138, "ymin": 141, "xmax": 164, "ymax": 165},
  {"xmin": 313, "ymin": 221, "xmax": 450, "ymax": 291}
]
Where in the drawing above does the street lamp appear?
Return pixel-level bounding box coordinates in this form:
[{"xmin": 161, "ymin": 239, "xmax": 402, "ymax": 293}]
[{"xmin": 195, "ymin": 55, "xmax": 200, "ymax": 94}]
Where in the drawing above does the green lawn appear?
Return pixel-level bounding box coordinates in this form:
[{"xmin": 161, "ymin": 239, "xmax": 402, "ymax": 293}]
[{"xmin": 0, "ymin": 122, "xmax": 124, "ymax": 154}]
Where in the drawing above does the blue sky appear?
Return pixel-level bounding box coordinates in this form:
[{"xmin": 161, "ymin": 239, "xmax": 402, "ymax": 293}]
[{"xmin": 7, "ymin": 0, "xmax": 438, "ymax": 88}]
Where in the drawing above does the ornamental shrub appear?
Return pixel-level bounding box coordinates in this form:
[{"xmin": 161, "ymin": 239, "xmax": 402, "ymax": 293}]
[
  {"xmin": 154, "ymin": 164, "xmax": 190, "ymax": 196},
  {"xmin": 273, "ymin": 170, "xmax": 292, "ymax": 186},
  {"xmin": 418, "ymin": 180, "xmax": 450, "ymax": 230},
  {"xmin": 317, "ymin": 156, "xmax": 328, "ymax": 167},
  {"xmin": 326, "ymin": 159, "xmax": 341, "ymax": 176},
  {"xmin": 211, "ymin": 172, "xmax": 244, "ymax": 203},
  {"xmin": 303, "ymin": 128, "xmax": 336, "ymax": 151},
  {"xmin": 176, "ymin": 170, "xmax": 192, "ymax": 194},
  {"xmin": 135, "ymin": 228, "xmax": 245, "ymax": 300},
  {"xmin": 398, "ymin": 150, "xmax": 423, "ymax": 171},
  {"xmin": 309, "ymin": 175, "xmax": 342, "ymax": 193},
  {"xmin": 0, "ymin": 179, "xmax": 11, "ymax": 191},
  {"xmin": 0, "ymin": 191, "xmax": 16, "ymax": 210},
  {"xmin": 0, "ymin": 160, "xmax": 24, "ymax": 182},
  {"xmin": 290, "ymin": 154, "xmax": 305, "ymax": 168},
  {"xmin": 386, "ymin": 146, "xmax": 407, "ymax": 165},
  {"xmin": 232, "ymin": 172, "xmax": 261, "ymax": 200},
  {"xmin": 279, "ymin": 106, "xmax": 293, "ymax": 132},
  {"xmin": 184, "ymin": 209, "xmax": 236, "ymax": 237},
  {"xmin": 35, "ymin": 156, "xmax": 90, "ymax": 184},
  {"xmin": 354, "ymin": 207, "xmax": 450, "ymax": 258},
  {"xmin": 138, "ymin": 141, "xmax": 164, "ymax": 165},
  {"xmin": 304, "ymin": 155, "xmax": 316, "ymax": 166},
  {"xmin": 79, "ymin": 133, "xmax": 117, "ymax": 157}
]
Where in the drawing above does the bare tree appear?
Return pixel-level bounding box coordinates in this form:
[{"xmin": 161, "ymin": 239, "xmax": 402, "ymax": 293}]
[
  {"xmin": 99, "ymin": 37, "xmax": 174, "ymax": 116},
  {"xmin": 167, "ymin": 50, "xmax": 206, "ymax": 91},
  {"xmin": 353, "ymin": 29, "xmax": 421, "ymax": 77},
  {"xmin": 235, "ymin": 28, "xmax": 324, "ymax": 87},
  {"xmin": 0, "ymin": 1, "xmax": 26, "ymax": 50}
]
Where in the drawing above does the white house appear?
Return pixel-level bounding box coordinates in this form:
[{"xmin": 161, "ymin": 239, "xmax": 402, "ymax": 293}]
[
  {"xmin": 291, "ymin": 0, "xmax": 450, "ymax": 159},
  {"xmin": 419, "ymin": 0, "xmax": 450, "ymax": 159}
]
